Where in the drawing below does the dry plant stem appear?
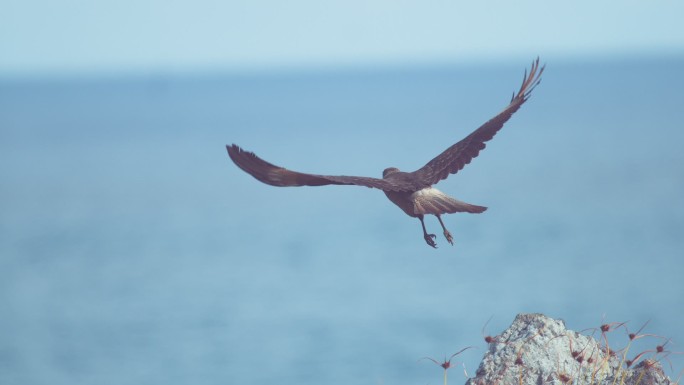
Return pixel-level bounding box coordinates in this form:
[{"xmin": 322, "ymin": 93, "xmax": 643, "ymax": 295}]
[
  {"xmin": 634, "ymin": 369, "xmax": 647, "ymax": 385},
  {"xmin": 576, "ymin": 359, "xmax": 588, "ymax": 385},
  {"xmin": 587, "ymin": 364, "xmax": 596, "ymax": 385},
  {"xmin": 674, "ymin": 368, "xmax": 684, "ymax": 385},
  {"xmin": 593, "ymin": 349, "xmax": 613, "ymax": 385},
  {"xmin": 585, "ymin": 348, "xmax": 600, "ymax": 385},
  {"xmin": 613, "ymin": 339, "xmax": 635, "ymax": 385},
  {"xmin": 567, "ymin": 334, "xmax": 592, "ymax": 385},
  {"xmin": 618, "ymin": 366, "xmax": 629, "ymax": 385}
]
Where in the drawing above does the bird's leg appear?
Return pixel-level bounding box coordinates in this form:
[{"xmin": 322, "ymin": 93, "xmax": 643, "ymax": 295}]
[
  {"xmin": 419, "ymin": 215, "xmax": 437, "ymax": 248},
  {"xmin": 436, "ymin": 215, "xmax": 454, "ymax": 245}
]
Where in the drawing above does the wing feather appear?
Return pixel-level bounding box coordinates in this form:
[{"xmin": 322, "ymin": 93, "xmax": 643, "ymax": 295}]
[
  {"xmin": 410, "ymin": 58, "xmax": 545, "ymax": 185},
  {"xmin": 226, "ymin": 144, "xmax": 415, "ymax": 191}
]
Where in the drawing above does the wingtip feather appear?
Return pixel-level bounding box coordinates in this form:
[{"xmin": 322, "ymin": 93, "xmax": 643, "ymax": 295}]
[{"xmin": 514, "ymin": 56, "xmax": 545, "ymax": 102}]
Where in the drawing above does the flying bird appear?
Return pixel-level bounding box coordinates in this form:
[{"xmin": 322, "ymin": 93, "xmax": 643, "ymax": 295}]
[{"xmin": 227, "ymin": 58, "xmax": 544, "ymax": 248}]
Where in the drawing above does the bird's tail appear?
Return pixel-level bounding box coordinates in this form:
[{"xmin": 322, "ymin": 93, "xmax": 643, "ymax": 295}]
[
  {"xmin": 441, "ymin": 198, "xmax": 487, "ymax": 214},
  {"xmin": 413, "ymin": 188, "xmax": 487, "ymax": 215}
]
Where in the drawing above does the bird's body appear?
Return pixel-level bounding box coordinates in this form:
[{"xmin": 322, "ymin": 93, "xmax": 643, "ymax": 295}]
[
  {"xmin": 226, "ymin": 58, "xmax": 544, "ymax": 248},
  {"xmin": 379, "ymin": 168, "xmax": 487, "ymax": 246},
  {"xmin": 381, "ymin": 167, "xmax": 486, "ymax": 218}
]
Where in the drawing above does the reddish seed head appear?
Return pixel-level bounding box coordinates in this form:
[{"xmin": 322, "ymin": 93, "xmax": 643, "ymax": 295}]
[
  {"xmin": 515, "ymin": 357, "xmax": 524, "ymax": 366},
  {"xmin": 421, "ymin": 356, "xmax": 453, "ymax": 370},
  {"xmin": 571, "ymin": 351, "xmax": 580, "ymax": 358},
  {"xmin": 559, "ymin": 373, "xmax": 572, "ymax": 384},
  {"xmin": 576, "ymin": 355, "xmax": 584, "ymax": 364},
  {"xmin": 654, "ymin": 338, "xmax": 674, "ymax": 354},
  {"xmin": 626, "ymin": 320, "xmax": 652, "ymax": 341},
  {"xmin": 421, "ymin": 346, "xmax": 473, "ymax": 372},
  {"xmin": 626, "ymin": 351, "xmax": 649, "ymax": 368},
  {"xmin": 642, "ymin": 359, "xmax": 657, "ymax": 369},
  {"xmin": 598, "ymin": 321, "xmax": 627, "ymax": 335},
  {"xmin": 482, "ymin": 317, "xmax": 502, "ymax": 345}
]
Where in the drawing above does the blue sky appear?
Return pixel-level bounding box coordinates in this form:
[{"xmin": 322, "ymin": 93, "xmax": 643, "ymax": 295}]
[{"xmin": 1, "ymin": 0, "xmax": 683, "ymax": 77}]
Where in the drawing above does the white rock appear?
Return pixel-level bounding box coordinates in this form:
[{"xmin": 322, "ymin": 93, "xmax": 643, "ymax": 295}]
[{"xmin": 465, "ymin": 313, "xmax": 672, "ymax": 385}]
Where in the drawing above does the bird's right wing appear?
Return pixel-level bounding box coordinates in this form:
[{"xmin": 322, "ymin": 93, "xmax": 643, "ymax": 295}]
[
  {"xmin": 226, "ymin": 144, "xmax": 415, "ymax": 192},
  {"xmin": 410, "ymin": 58, "xmax": 544, "ymax": 185}
]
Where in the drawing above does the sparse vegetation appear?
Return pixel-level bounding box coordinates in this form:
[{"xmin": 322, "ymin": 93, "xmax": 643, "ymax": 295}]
[{"xmin": 421, "ymin": 314, "xmax": 682, "ymax": 385}]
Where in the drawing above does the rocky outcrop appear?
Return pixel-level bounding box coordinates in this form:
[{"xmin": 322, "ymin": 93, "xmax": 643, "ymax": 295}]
[{"xmin": 466, "ymin": 313, "xmax": 672, "ymax": 385}]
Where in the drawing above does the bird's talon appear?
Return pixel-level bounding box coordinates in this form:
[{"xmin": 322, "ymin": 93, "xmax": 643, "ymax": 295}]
[
  {"xmin": 444, "ymin": 231, "xmax": 454, "ymax": 245},
  {"xmin": 424, "ymin": 233, "xmax": 438, "ymax": 248}
]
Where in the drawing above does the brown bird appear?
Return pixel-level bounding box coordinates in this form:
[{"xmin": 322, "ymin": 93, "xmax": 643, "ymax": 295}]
[{"xmin": 227, "ymin": 58, "xmax": 544, "ymax": 248}]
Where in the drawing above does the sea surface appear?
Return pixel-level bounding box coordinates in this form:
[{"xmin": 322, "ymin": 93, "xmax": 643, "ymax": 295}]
[{"xmin": 1, "ymin": 56, "xmax": 683, "ymax": 385}]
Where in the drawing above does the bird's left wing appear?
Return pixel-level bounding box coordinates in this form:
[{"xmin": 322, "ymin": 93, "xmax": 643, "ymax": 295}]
[
  {"xmin": 410, "ymin": 58, "xmax": 544, "ymax": 185},
  {"xmin": 227, "ymin": 144, "xmax": 416, "ymax": 192}
]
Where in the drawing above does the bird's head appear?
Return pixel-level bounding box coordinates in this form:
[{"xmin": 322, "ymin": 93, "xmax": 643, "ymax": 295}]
[{"xmin": 382, "ymin": 167, "xmax": 400, "ymax": 178}]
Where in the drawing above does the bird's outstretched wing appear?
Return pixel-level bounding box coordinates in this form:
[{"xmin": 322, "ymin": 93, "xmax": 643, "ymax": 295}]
[
  {"xmin": 410, "ymin": 58, "xmax": 545, "ymax": 185},
  {"xmin": 226, "ymin": 144, "xmax": 416, "ymax": 192}
]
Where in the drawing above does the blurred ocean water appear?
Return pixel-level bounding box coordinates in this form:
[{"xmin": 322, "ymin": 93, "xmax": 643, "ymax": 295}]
[{"xmin": 1, "ymin": 56, "xmax": 683, "ymax": 385}]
